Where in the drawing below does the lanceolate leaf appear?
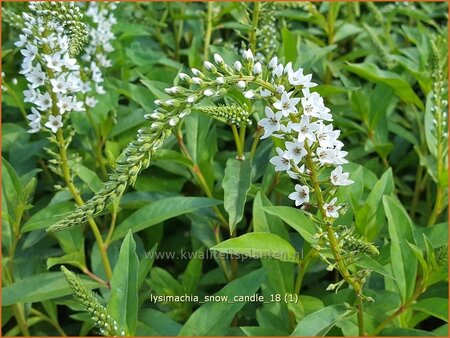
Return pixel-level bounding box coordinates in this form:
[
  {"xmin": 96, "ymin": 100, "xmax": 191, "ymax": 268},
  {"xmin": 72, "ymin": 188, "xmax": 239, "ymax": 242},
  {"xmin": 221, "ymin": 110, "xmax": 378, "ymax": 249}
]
[
  {"xmin": 179, "ymin": 269, "xmax": 265, "ymax": 335},
  {"xmin": 211, "ymin": 232, "xmax": 300, "ymax": 263},
  {"xmin": 111, "ymin": 196, "xmax": 222, "ymax": 241},
  {"xmin": 222, "ymin": 158, "xmax": 252, "ymax": 233},
  {"xmin": 291, "ymin": 304, "xmax": 356, "ymax": 336},
  {"xmin": 107, "ymin": 231, "xmax": 139, "ymax": 336},
  {"xmin": 383, "ymin": 195, "xmax": 417, "ymax": 302}
]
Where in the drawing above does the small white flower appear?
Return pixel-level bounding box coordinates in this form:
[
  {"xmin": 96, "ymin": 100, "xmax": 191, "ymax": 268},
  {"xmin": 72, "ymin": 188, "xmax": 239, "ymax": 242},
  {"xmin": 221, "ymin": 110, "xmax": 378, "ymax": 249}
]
[
  {"xmin": 253, "ymin": 62, "xmax": 262, "ymax": 75},
  {"xmin": 216, "ymin": 77, "xmax": 225, "ymax": 85},
  {"xmin": 273, "ymin": 92, "xmax": 301, "ymax": 116},
  {"xmin": 243, "ymin": 49, "xmax": 254, "ymax": 62},
  {"xmin": 316, "ymin": 147, "xmax": 336, "ymax": 165},
  {"xmin": 302, "ymin": 92, "xmax": 332, "ymax": 121},
  {"xmin": 258, "ymin": 107, "xmax": 283, "ymax": 139},
  {"xmin": 44, "ymin": 53, "xmax": 63, "ymax": 72},
  {"xmin": 276, "ymin": 85, "xmax": 285, "ymax": 94},
  {"xmin": 260, "ymin": 88, "xmax": 272, "ymax": 97},
  {"xmin": 50, "ymin": 74, "xmax": 68, "ymax": 93},
  {"xmin": 234, "ymin": 61, "xmax": 242, "ymax": 72},
  {"xmin": 316, "ymin": 123, "xmax": 342, "ymax": 149},
  {"xmin": 244, "ymin": 90, "xmax": 255, "ymax": 99},
  {"xmin": 283, "ymin": 62, "xmax": 293, "ymax": 75},
  {"xmin": 23, "ymin": 85, "xmax": 38, "ymax": 103},
  {"xmin": 204, "ymin": 89, "xmax": 215, "ymax": 96},
  {"xmin": 292, "ymin": 115, "xmax": 319, "ymax": 143},
  {"xmin": 213, "ymin": 53, "xmax": 224, "ymax": 65},
  {"xmin": 35, "ymin": 92, "xmax": 53, "ymax": 111},
  {"xmin": 85, "ymin": 96, "xmax": 98, "ymax": 107},
  {"xmin": 25, "ymin": 65, "xmax": 46, "ymax": 88},
  {"xmin": 270, "ymin": 147, "xmax": 292, "ymax": 171},
  {"xmin": 272, "ymin": 64, "xmax": 283, "ymax": 78},
  {"xmin": 323, "ymin": 197, "xmax": 342, "ymax": 218},
  {"xmin": 45, "ymin": 115, "xmax": 63, "ymax": 133},
  {"xmin": 26, "ymin": 107, "xmax": 41, "ymax": 122},
  {"xmin": 288, "ymin": 184, "xmax": 310, "ymax": 206},
  {"xmin": 57, "ymin": 95, "xmax": 73, "ymax": 114},
  {"xmin": 285, "ymin": 140, "xmax": 307, "ymax": 164},
  {"xmin": 20, "ymin": 44, "xmax": 38, "ymax": 60},
  {"xmin": 268, "ymin": 56, "xmax": 278, "ymax": 69},
  {"xmin": 237, "ymin": 80, "xmax": 246, "ymax": 89},
  {"xmin": 330, "ymin": 166, "xmax": 354, "ymax": 186}
]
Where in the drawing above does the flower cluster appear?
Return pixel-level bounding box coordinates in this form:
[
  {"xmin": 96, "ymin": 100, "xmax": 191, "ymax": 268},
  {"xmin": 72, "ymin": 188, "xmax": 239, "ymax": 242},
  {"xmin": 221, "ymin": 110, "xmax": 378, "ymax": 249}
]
[
  {"xmin": 80, "ymin": 2, "xmax": 117, "ymax": 106},
  {"xmin": 48, "ymin": 48, "xmax": 353, "ymax": 231},
  {"xmin": 17, "ymin": 3, "xmax": 86, "ymax": 134},
  {"xmin": 255, "ymin": 56, "xmax": 353, "ymax": 217},
  {"xmin": 61, "ymin": 266, "xmax": 124, "ymax": 336}
]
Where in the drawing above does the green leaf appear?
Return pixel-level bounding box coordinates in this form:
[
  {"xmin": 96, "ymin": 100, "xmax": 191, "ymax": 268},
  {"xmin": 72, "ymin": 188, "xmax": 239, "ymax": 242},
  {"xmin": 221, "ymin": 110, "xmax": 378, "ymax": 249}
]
[
  {"xmin": 47, "ymin": 252, "xmax": 86, "ymax": 271},
  {"xmin": 138, "ymin": 244, "xmax": 157, "ymax": 290},
  {"xmin": 383, "ymin": 195, "xmax": 417, "ymax": 302},
  {"xmin": 211, "ymin": 233, "xmax": 300, "ymax": 263},
  {"xmin": 2, "ymin": 272, "xmax": 100, "ymax": 306},
  {"xmin": 179, "ymin": 269, "xmax": 265, "ymax": 335},
  {"xmin": 252, "ymin": 192, "xmax": 294, "ymax": 294},
  {"xmin": 412, "ymin": 297, "xmax": 448, "ymax": 322},
  {"xmin": 345, "ymin": 62, "xmax": 424, "ymax": 109},
  {"xmin": 107, "ymin": 231, "xmax": 139, "ymax": 336},
  {"xmin": 222, "ymin": 158, "xmax": 252, "ymax": 233},
  {"xmin": 136, "ymin": 308, "xmax": 182, "ymax": 336},
  {"xmin": 291, "ymin": 304, "xmax": 355, "ymax": 336},
  {"xmin": 72, "ymin": 163, "xmax": 103, "ymax": 193},
  {"xmin": 263, "ymin": 206, "xmax": 316, "ymax": 244},
  {"xmin": 111, "ymin": 197, "xmax": 222, "ymax": 241},
  {"xmin": 182, "ymin": 252, "xmax": 203, "ymax": 294},
  {"xmin": 22, "ymin": 202, "xmax": 76, "ymax": 232},
  {"xmin": 355, "ymin": 168, "xmax": 394, "ymax": 238}
]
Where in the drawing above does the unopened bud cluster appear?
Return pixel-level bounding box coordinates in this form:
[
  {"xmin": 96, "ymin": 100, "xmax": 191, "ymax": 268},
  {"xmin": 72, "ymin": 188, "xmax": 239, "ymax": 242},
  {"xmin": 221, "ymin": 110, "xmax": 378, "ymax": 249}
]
[
  {"xmin": 61, "ymin": 266, "xmax": 124, "ymax": 336},
  {"xmin": 197, "ymin": 104, "xmax": 252, "ymax": 126},
  {"xmin": 31, "ymin": 2, "xmax": 88, "ymax": 56}
]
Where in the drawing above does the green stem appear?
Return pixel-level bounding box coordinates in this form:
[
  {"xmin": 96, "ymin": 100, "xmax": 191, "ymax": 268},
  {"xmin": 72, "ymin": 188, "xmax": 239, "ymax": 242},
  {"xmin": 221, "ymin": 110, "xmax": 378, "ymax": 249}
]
[
  {"xmin": 294, "ymin": 249, "xmax": 314, "ymax": 294},
  {"xmin": 371, "ymin": 279, "xmax": 424, "ymax": 335},
  {"xmin": 213, "ymin": 225, "xmax": 232, "ymax": 280},
  {"xmin": 30, "ymin": 309, "xmax": 67, "ymax": 337},
  {"xmin": 231, "ymin": 125, "xmax": 244, "ymax": 160},
  {"xmin": 203, "ymin": 2, "xmax": 213, "ymax": 61},
  {"xmin": 176, "ymin": 126, "xmax": 228, "ymax": 227},
  {"xmin": 249, "ymin": 127, "xmax": 263, "ymax": 159},
  {"xmin": 304, "ymin": 143, "xmax": 365, "ymax": 336},
  {"xmin": 427, "ymin": 187, "xmax": 444, "ymax": 226},
  {"xmin": 410, "ymin": 165, "xmax": 423, "ymax": 219},
  {"xmin": 56, "ymin": 129, "xmax": 113, "ymax": 281},
  {"xmin": 249, "ymin": 2, "xmax": 261, "ymax": 53}
]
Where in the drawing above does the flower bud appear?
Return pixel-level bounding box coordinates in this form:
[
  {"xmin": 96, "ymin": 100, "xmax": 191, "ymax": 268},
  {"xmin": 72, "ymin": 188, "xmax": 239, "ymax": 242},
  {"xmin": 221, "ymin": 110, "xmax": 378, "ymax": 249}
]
[
  {"xmin": 253, "ymin": 62, "xmax": 262, "ymax": 75},
  {"xmin": 234, "ymin": 61, "xmax": 242, "ymax": 72},
  {"xmin": 204, "ymin": 89, "xmax": 215, "ymax": 96},
  {"xmin": 237, "ymin": 80, "xmax": 246, "ymax": 89},
  {"xmin": 268, "ymin": 56, "xmax": 278, "ymax": 69},
  {"xmin": 214, "ymin": 53, "xmax": 224, "ymax": 65},
  {"xmin": 242, "ymin": 49, "xmax": 253, "ymax": 62}
]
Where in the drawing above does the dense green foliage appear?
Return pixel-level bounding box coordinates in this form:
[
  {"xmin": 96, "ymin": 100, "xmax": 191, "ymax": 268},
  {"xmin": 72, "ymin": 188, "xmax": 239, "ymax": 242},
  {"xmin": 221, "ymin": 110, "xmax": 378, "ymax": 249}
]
[{"xmin": 2, "ymin": 1, "xmax": 448, "ymax": 337}]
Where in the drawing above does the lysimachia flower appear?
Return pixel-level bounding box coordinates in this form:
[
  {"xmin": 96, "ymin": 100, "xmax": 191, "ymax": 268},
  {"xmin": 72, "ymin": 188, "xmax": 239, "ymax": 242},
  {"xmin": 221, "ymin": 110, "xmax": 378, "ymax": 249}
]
[
  {"xmin": 16, "ymin": 4, "xmax": 85, "ymax": 133},
  {"xmin": 157, "ymin": 48, "xmax": 353, "ymax": 220},
  {"xmin": 80, "ymin": 2, "xmax": 117, "ymax": 99}
]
